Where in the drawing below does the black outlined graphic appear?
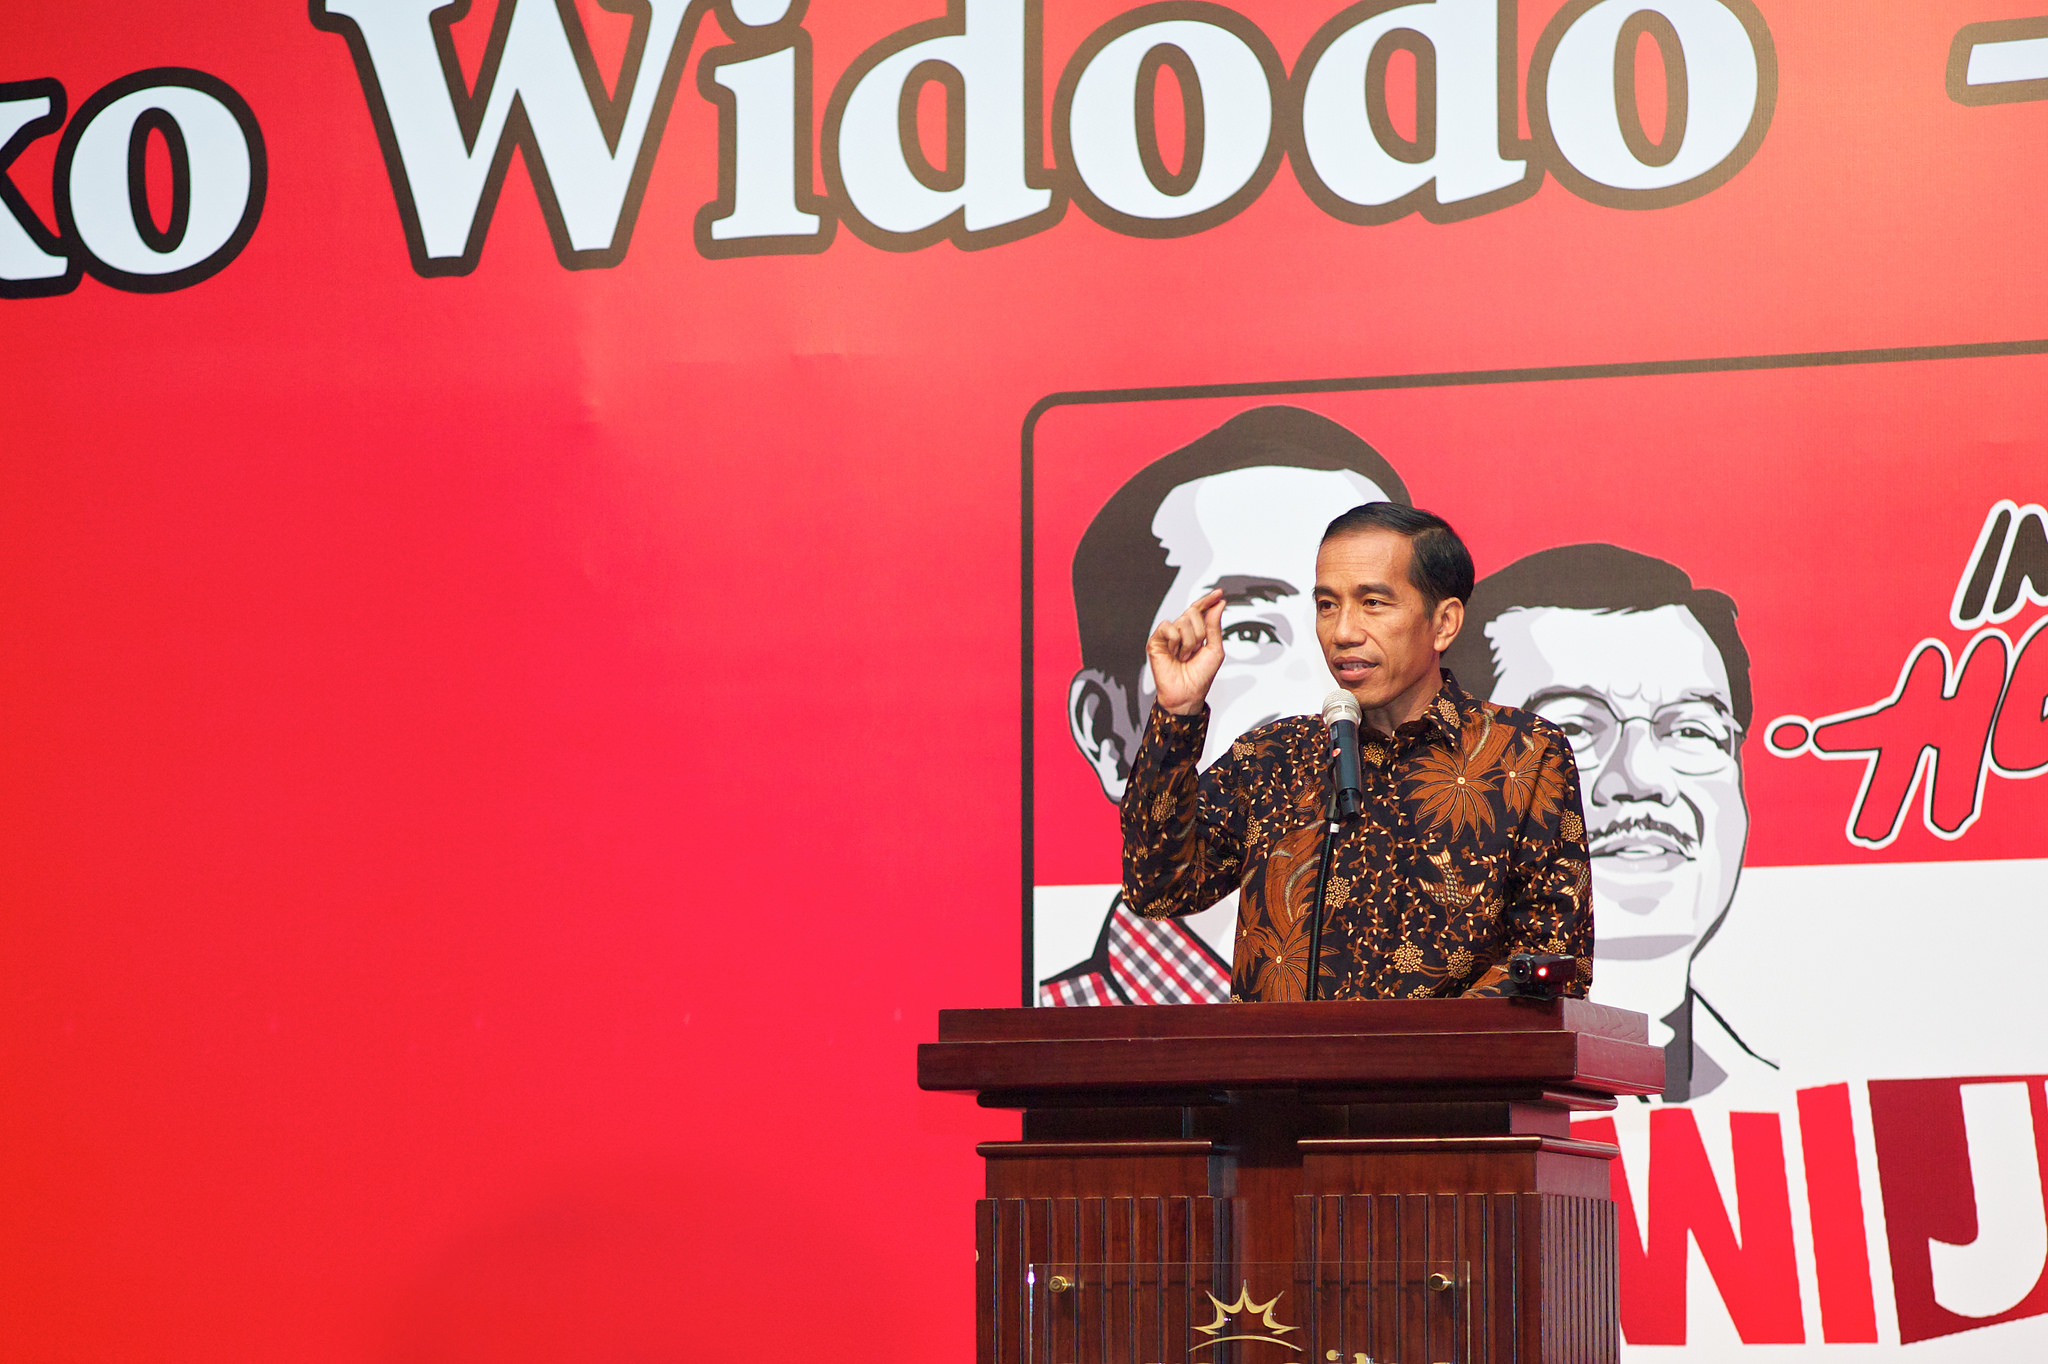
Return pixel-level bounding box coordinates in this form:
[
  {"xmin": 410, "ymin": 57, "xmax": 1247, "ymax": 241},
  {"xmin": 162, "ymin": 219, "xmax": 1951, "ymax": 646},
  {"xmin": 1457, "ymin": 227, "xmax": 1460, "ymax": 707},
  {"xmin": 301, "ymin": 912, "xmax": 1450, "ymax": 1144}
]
[
  {"xmin": 820, "ymin": 0, "xmax": 1063, "ymax": 252},
  {"xmin": 1050, "ymin": 3, "xmax": 1288, "ymax": 239},
  {"xmin": 312, "ymin": 0, "xmax": 708, "ymax": 276},
  {"xmin": 0, "ymin": 77, "xmax": 79, "ymax": 299},
  {"xmin": 1021, "ymin": 333, "xmax": 2048, "ymax": 1014},
  {"xmin": 693, "ymin": 0, "xmax": 837, "ymax": 258},
  {"xmin": 1948, "ymin": 16, "xmax": 2048, "ymax": 106},
  {"xmin": 52, "ymin": 69, "xmax": 267, "ymax": 295}
]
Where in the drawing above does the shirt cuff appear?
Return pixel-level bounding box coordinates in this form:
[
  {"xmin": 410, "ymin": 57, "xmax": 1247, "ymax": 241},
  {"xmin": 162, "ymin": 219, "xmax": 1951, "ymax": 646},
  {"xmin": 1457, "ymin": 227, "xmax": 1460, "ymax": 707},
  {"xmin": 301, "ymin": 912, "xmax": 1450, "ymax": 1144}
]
[{"xmin": 1142, "ymin": 703, "xmax": 1210, "ymax": 765}]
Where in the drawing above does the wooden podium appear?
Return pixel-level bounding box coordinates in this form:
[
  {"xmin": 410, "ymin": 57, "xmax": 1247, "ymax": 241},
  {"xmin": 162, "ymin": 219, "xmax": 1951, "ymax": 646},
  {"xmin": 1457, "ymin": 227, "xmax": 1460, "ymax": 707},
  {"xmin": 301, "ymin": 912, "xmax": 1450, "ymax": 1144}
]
[{"xmin": 918, "ymin": 998, "xmax": 1662, "ymax": 1364}]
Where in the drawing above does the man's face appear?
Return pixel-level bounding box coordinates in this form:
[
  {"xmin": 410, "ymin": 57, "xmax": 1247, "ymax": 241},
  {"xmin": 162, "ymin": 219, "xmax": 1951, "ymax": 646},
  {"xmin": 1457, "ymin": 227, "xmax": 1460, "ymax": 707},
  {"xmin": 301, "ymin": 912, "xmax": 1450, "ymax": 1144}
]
[
  {"xmin": 1483, "ymin": 605, "xmax": 1748, "ymax": 1031},
  {"xmin": 1142, "ymin": 466, "xmax": 1388, "ymax": 769},
  {"xmin": 1313, "ymin": 529, "xmax": 1459, "ymax": 729}
]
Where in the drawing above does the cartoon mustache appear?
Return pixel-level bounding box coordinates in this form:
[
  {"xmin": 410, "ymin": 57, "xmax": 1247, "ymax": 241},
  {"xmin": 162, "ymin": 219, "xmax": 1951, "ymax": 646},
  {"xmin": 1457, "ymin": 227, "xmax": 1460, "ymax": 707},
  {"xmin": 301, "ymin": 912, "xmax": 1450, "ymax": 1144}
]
[{"xmin": 1587, "ymin": 812, "xmax": 1698, "ymax": 854}]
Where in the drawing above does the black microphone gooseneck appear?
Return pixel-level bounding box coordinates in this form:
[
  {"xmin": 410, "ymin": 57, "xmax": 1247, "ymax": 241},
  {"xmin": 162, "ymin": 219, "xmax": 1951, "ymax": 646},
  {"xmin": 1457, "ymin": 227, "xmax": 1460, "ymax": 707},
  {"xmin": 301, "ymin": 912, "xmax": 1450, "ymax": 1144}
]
[{"xmin": 1304, "ymin": 691, "xmax": 1364, "ymax": 1002}]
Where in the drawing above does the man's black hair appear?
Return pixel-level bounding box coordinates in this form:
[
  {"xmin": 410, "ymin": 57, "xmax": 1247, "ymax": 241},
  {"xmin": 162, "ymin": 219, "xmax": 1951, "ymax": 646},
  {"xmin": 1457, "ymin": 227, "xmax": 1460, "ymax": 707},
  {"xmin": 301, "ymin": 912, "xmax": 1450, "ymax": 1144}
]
[
  {"xmin": 1320, "ymin": 503, "xmax": 1473, "ymax": 611},
  {"xmin": 1440, "ymin": 544, "xmax": 1753, "ymax": 729},
  {"xmin": 1071, "ymin": 406, "xmax": 1410, "ymax": 698}
]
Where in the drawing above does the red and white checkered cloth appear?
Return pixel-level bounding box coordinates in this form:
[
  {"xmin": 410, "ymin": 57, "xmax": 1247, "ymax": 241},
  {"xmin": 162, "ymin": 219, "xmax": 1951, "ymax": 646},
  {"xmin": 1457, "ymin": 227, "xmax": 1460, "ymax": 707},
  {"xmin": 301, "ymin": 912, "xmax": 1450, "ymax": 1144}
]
[{"xmin": 1039, "ymin": 898, "xmax": 1229, "ymax": 1006}]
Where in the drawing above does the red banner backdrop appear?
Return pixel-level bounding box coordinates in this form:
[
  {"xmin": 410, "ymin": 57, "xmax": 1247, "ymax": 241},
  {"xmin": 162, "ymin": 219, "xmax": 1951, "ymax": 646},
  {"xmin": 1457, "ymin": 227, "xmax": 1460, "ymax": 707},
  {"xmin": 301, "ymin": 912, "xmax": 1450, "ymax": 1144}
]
[{"xmin": 5, "ymin": 0, "xmax": 2048, "ymax": 1360}]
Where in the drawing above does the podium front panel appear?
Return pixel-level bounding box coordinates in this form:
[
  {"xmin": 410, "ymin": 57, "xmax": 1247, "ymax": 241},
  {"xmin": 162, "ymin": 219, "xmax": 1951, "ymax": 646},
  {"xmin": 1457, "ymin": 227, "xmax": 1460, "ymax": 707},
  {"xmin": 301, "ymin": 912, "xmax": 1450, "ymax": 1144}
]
[{"xmin": 1025, "ymin": 1259, "xmax": 1471, "ymax": 1364}]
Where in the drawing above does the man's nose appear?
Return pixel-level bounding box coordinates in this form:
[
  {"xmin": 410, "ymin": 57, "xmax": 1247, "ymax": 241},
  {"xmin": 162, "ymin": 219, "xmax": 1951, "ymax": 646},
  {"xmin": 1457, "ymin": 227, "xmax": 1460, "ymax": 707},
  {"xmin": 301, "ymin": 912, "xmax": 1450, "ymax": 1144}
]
[
  {"xmin": 1330, "ymin": 603, "xmax": 1369, "ymax": 645},
  {"xmin": 1590, "ymin": 718, "xmax": 1680, "ymax": 806}
]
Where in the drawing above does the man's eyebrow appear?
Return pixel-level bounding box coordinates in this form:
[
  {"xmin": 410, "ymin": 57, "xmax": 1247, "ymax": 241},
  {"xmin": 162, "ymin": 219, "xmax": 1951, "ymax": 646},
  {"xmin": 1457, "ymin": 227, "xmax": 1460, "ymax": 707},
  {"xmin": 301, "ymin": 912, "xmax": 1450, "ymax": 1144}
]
[
  {"xmin": 1206, "ymin": 574, "xmax": 1296, "ymax": 603},
  {"xmin": 1522, "ymin": 685, "xmax": 1734, "ymax": 717},
  {"xmin": 1521, "ymin": 686, "xmax": 1611, "ymax": 711},
  {"xmin": 1313, "ymin": 580, "xmax": 1399, "ymax": 598},
  {"xmin": 1675, "ymin": 690, "xmax": 1735, "ymax": 718}
]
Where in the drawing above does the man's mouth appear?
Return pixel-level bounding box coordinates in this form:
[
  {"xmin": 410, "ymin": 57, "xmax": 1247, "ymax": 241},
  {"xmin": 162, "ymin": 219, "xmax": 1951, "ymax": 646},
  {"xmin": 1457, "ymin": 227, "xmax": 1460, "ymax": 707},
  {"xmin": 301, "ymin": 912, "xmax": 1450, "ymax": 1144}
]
[
  {"xmin": 1587, "ymin": 813, "xmax": 1697, "ymax": 865},
  {"xmin": 1331, "ymin": 656, "xmax": 1377, "ymax": 682}
]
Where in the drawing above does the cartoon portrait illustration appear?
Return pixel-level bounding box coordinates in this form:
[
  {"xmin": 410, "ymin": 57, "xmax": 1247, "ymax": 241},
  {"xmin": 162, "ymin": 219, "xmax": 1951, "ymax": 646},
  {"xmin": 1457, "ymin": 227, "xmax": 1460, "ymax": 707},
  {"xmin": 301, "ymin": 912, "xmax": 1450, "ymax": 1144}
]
[
  {"xmin": 1443, "ymin": 545, "xmax": 1774, "ymax": 1099},
  {"xmin": 1038, "ymin": 405, "xmax": 1408, "ymax": 1005}
]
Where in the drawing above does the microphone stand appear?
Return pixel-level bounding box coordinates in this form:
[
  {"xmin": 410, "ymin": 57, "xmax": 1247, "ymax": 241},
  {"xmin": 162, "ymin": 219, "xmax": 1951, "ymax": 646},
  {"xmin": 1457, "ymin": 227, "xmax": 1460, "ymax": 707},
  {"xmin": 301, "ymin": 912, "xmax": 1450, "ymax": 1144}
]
[{"xmin": 1302, "ymin": 783, "xmax": 1343, "ymax": 1002}]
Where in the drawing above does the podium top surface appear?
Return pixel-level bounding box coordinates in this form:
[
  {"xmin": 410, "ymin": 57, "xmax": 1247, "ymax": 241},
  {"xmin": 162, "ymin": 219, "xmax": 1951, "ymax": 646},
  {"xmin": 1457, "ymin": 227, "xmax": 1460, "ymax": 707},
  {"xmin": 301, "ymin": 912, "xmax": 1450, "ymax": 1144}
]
[{"xmin": 917, "ymin": 998, "xmax": 1663, "ymax": 1103}]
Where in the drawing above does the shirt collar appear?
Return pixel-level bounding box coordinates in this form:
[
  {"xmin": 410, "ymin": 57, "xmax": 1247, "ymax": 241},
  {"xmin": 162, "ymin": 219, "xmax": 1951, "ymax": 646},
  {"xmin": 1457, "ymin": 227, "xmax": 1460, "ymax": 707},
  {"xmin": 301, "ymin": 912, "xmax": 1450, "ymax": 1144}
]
[
  {"xmin": 1387, "ymin": 667, "xmax": 1472, "ymax": 749},
  {"xmin": 1356, "ymin": 669, "xmax": 1472, "ymax": 764}
]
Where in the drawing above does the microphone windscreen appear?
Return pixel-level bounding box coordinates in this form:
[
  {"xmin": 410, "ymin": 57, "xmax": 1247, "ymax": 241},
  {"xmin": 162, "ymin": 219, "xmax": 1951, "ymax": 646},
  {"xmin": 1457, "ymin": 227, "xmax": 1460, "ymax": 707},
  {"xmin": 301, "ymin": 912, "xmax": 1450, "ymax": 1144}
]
[{"xmin": 1322, "ymin": 689, "xmax": 1362, "ymax": 727}]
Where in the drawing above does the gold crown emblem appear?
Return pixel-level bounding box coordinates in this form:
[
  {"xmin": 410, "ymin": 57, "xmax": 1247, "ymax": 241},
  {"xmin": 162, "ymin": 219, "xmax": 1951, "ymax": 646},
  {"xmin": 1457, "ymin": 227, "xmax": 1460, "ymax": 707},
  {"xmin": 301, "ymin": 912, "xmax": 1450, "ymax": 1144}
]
[{"xmin": 1191, "ymin": 1282, "xmax": 1301, "ymax": 1353}]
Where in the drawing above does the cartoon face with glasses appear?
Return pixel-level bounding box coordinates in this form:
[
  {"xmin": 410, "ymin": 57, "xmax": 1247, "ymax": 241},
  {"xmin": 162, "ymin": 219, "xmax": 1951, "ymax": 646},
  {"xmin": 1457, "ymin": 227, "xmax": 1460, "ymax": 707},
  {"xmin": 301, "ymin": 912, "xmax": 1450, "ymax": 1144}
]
[{"xmin": 1442, "ymin": 545, "xmax": 1759, "ymax": 1099}]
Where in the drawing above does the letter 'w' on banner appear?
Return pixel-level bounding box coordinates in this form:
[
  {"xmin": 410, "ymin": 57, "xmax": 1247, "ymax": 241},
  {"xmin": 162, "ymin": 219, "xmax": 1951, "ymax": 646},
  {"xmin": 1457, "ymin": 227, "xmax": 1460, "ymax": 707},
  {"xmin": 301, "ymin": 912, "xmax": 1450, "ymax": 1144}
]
[
  {"xmin": 1578, "ymin": 1111, "xmax": 1804, "ymax": 1345},
  {"xmin": 312, "ymin": 0, "xmax": 703, "ymax": 274}
]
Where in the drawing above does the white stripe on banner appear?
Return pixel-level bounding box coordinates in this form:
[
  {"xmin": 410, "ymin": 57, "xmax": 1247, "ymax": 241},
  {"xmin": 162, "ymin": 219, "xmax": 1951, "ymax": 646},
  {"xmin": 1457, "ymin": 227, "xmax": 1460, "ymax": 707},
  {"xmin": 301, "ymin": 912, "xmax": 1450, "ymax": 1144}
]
[{"xmin": 1967, "ymin": 35, "xmax": 2048, "ymax": 86}]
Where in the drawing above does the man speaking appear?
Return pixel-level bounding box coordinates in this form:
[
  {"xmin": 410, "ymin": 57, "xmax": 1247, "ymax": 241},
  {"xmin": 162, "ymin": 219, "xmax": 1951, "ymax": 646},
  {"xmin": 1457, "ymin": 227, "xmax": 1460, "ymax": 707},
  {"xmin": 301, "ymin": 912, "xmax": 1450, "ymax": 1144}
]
[{"xmin": 1120, "ymin": 504, "xmax": 1594, "ymax": 1001}]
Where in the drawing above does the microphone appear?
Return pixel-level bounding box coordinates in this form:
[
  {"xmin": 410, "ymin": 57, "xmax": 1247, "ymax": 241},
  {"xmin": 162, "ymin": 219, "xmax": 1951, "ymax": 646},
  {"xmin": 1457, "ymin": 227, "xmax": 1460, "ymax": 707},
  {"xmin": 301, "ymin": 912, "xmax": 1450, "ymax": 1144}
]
[
  {"xmin": 1322, "ymin": 689, "xmax": 1364, "ymax": 820},
  {"xmin": 1306, "ymin": 690, "xmax": 1365, "ymax": 1002}
]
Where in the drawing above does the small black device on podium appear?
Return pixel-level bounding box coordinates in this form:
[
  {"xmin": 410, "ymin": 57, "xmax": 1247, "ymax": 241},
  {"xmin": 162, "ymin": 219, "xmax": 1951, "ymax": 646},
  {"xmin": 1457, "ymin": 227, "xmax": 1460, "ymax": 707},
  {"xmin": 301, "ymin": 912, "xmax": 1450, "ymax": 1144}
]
[{"xmin": 1503, "ymin": 951, "xmax": 1577, "ymax": 999}]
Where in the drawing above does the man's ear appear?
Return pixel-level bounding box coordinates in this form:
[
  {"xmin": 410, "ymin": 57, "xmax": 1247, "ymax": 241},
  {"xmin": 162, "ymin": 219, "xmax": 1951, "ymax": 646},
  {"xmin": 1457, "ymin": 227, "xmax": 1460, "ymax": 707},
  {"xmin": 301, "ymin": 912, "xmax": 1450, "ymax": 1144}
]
[
  {"xmin": 1433, "ymin": 597, "xmax": 1466, "ymax": 655},
  {"xmin": 1068, "ymin": 668, "xmax": 1143, "ymax": 803}
]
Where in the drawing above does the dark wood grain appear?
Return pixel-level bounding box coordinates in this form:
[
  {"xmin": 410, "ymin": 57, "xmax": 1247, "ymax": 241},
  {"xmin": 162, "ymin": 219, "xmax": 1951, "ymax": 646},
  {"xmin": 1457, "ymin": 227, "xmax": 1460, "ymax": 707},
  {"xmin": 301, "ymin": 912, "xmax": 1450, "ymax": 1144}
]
[
  {"xmin": 946, "ymin": 1001, "xmax": 1641, "ymax": 1362},
  {"xmin": 935, "ymin": 996, "xmax": 1647, "ymax": 1043},
  {"xmin": 1292, "ymin": 1192, "xmax": 1619, "ymax": 1363},
  {"xmin": 921, "ymin": 999, "xmax": 1664, "ymax": 1102},
  {"xmin": 923, "ymin": 1030, "xmax": 1662, "ymax": 1097},
  {"xmin": 979, "ymin": 1140, "xmax": 1211, "ymax": 1200},
  {"xmin": 976, "ymin": 1196, "xmax": 1230, "ymax": 1364}
]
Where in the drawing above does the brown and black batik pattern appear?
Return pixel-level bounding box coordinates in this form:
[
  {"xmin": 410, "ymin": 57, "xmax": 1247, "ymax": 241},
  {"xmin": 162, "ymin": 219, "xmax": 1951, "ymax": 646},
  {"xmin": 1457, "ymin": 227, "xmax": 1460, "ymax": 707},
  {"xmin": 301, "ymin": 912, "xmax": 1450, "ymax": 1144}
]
[{"xmin": 1121, "ymin": 671, "xmax": 1592, "ymax": 1001}]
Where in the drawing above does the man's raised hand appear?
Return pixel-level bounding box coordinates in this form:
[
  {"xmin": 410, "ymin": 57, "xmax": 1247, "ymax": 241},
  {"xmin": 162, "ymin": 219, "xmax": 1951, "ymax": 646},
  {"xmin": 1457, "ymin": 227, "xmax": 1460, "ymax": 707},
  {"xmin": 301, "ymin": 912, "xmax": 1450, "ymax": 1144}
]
[{"xmin": 1147, "ymin": 589, "xmax": 1227, "ymax": 716}]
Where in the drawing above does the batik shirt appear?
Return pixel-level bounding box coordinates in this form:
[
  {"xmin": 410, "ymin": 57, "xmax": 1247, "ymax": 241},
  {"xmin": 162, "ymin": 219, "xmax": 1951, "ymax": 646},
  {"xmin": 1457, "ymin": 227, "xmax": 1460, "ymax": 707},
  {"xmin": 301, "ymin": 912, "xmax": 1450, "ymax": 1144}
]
[{"xmin": 1122, "ymin": 671, "xmax": 1593, "ymax": 1001}]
